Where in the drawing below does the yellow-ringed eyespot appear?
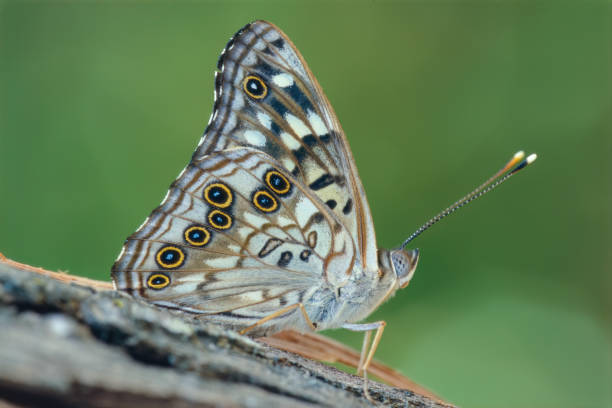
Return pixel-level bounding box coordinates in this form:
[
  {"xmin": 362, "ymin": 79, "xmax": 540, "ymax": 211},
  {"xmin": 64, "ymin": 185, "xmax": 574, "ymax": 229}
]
[
  {"xmin": 252, "ymin": 189, "xmax": 279, "ymax": 213},
  {"xmin": 243, "ymin": 75, "xmax": 267, "ymax": 99},
  {"xmin": 208, "ymin": 209, "xmax": 232, "ymax": 230},
  {"xmin": 155, "ymin": 246, "xmax": 185, "ymax": 269},
  {"xmin": 184, "ymin": 225, "xmax": 211, "ymax": 247},
  {"xmin": 264, "ymin": 169, "xmax": 291, "ymax": 196},
  {"xmin": 203, "ymin": 182, "xmax": 233, "ymax": 208},
  {"xmin": 147, "ymin": 273, "xmax": 170, "ymax": 290}
]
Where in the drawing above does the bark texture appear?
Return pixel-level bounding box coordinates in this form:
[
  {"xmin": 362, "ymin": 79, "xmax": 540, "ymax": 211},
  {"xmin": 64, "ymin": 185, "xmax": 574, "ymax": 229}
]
[{"xmin": 0, "ymin": 260, "xmax": 454, "ymax": 408}]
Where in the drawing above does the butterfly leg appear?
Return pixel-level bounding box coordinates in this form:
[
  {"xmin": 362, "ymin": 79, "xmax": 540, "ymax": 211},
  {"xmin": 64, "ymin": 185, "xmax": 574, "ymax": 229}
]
[
  {"xmin": 342, "ymin": 321, "xmax": 386, "ymax": 401},
  {"xmin": 239, "ymin": 303, "xmax": 317, "ymax": 335}
]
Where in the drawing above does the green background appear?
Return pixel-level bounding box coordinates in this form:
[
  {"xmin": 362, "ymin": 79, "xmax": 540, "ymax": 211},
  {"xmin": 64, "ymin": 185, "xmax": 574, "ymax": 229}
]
[{"xmin": 1, "ymin": 1, "xmax": 610, "ymax": 407}]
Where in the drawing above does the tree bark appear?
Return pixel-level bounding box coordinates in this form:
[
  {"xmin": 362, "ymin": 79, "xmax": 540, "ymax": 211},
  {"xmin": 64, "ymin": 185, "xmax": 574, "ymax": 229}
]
[{"xmin": 0, "ymin": 257, "xmax": 453, "ymax": 408}]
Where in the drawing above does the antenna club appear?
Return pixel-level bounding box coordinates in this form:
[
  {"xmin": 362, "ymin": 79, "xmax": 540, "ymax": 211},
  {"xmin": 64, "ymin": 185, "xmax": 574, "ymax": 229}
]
[
  {"xmin": 527, "ymin": 153, "xmax": 537, "ymax": 164},
  {"xmin": 509, "ymin": 152, "xmax": 537, "ymax": 174},
  {"xmin": 502, "ymin": 150, "xmax": 525, "ymax": 173}
]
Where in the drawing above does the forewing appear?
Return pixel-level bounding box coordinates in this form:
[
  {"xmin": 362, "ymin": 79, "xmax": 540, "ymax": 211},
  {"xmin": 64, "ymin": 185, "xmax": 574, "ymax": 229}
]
[{"xmin": 194, "ymin": 21, "xmax": 378, "ymax": 272}]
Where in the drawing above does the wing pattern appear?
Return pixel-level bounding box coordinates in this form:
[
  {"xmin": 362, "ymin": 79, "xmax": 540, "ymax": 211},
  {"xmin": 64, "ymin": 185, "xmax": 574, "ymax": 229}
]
[
  {"xmin": 112, "ymin": 21, "xmax": 380, "ymax": 333},
  {"xmin": 194, "ymin": 21, "xmax": 378, "ymax": 272},
  {"xmin": 112, "ymin": 148, "xmax": 355, "ymax": 330}
]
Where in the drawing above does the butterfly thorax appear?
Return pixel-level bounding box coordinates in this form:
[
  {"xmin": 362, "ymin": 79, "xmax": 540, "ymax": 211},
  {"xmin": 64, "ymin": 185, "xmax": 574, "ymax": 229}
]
[{"xmin": 303, "ymin": 247, "xmax": 419, "ymax": 331}]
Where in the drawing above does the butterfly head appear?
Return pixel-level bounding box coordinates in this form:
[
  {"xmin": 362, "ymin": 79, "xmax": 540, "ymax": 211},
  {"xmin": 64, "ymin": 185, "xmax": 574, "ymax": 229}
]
[{"xmin": 378, "ymin": 248, "xmax": 419, "ymax": 289}]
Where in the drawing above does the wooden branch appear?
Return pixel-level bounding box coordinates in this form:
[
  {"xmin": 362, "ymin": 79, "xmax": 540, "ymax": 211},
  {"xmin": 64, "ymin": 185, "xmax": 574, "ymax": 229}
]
[{"xmin": 0, "ymin": 255, "xmax": 453, "ymax": 407}]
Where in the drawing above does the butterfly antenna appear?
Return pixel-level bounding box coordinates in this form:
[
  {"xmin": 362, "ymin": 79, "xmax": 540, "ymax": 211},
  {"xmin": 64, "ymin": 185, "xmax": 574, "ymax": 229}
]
[{"xmin": 400, "ymin": 151, "xmax": 537, "ymax": 249}]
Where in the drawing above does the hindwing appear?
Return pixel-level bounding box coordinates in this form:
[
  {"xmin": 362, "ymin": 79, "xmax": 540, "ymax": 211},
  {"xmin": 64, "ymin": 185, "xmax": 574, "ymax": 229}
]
[{"xmin": 112, "ymin": 148, "xmax": 355, "ymax": 330}]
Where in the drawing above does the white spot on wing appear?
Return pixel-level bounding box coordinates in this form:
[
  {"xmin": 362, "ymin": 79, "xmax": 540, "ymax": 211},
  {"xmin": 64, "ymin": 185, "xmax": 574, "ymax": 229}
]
[
  {"xmin": 244, "ymin": 130, "xmax": 266, "ymax": 147},
  {"xmin": 295, "ymin": 197, "xmax": 318, "ymax": 227},
  {"xmin": 281, "ymin": 132, "xmax": 301, "ymax": 150},
  {"xmin": 307, "ymin": 111, "xmax": 328, "ymax": 135},
  {"xmin": 281, "ymin": 158, "xmax": 296, "ymax": 174},
  {"xmin": 256, "ymin": 111, "xmax": 272, "ymax": 129},
  {"xmin": 272, "ymin": 73, "xmax": 294, "ymax": 87},
  {"xmin": 206, "ymin": 256, "xmax": 240, "ymax": 268},
  {"xmin": 286, "ymin": 113, "xmax": 310, "ymax": 137}
]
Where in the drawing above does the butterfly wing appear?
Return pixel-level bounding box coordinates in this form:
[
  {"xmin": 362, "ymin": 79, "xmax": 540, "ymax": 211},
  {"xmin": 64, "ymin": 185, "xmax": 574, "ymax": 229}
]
[
  {"xmin": 112, "ymin": 21, "xmax": 382, "ymax": 333},
  {"xmin": 194, "ymin": 21, "xmax": 378, "ymax": 273},
  {"xmin": 112, "ymin": 147, "xmax": 356, "ymax": 332}
]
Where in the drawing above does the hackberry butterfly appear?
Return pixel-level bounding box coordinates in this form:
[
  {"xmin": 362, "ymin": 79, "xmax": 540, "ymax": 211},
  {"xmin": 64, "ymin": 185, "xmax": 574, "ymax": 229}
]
[{"xmin": 111, "ymin": 20, "xmax": 536, "ymax": 396}]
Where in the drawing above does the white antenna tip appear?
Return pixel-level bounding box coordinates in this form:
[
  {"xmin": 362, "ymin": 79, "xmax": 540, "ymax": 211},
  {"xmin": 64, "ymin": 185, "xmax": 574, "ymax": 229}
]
[
  {"xmin": 514, "ymin": 150, "xmax": 525, "ymax": 160},
  {"xmin": 526, "ymin": 153, "xmax": 537, "ymax": 164}
]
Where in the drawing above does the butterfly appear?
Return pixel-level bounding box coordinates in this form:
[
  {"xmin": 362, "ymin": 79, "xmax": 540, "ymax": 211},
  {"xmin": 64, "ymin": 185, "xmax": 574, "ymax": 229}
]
[{"xmin": 111, "ymin": 20, "xmax": 536, "ymax": 396}]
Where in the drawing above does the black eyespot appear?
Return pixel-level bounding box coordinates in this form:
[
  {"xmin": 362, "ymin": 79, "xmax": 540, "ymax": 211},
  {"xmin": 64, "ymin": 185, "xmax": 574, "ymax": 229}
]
[
  {"xmin": 300, "ymin": 250, "xmax": 312, "ymax": 261},
  {"xmin": 264, "ymin": 169, "xmax": 291, "ymax": 196},
  {"xmin": 184, "ymin": 225, "xmax": 211, "ymax": 247},
  {"xmin": 204, "ymin": 182, "xmax": 232, "ymax": 208},
  {"xmin": 252, "ymin": 189, "xmax": 278, "ymax": 213},
  {"xmin": 270, "ymin": 38, "xmax": 285, "ymax": 49},
  {"xmin": 277, "ymin": 251, "xmax": 293, "ymax": 267},
  {"xmin": 155, "ymin": 246, "xmax": 185, "ymax": 269},
  {"xmin": 243, "ymin": 75, "xmax": 267, "ymax": 99},
  {"xmin": 148, "ymin": 273, "xmax": 170, "ymax": 290},
  {"xmin": 342, "ymin": 198, "xmax": 353, "ymax": 215},
  {"xmin": 208, "ymin": 209, "xmax": 232, "ymax": 230}
]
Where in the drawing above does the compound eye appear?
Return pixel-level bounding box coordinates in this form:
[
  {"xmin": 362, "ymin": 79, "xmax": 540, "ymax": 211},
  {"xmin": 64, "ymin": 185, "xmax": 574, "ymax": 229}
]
[{"xmin": 243, "ymin": 75, "xmax": 267, "ymax": 99}]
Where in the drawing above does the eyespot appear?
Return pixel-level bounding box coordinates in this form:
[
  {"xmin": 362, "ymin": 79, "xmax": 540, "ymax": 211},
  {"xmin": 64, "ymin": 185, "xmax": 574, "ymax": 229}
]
[
  {"xmin": 264, "ymin": 169, "xmax": 291, "ymax": 196},
  {"xmin": 147, "ymin": 273, "xmax": 170, "ymax": 290},
  {"xmin": 155, "ymin": 246, "xmax": 185, "ymax": 269},
  {"xmin": 252, "ymin": 189, "xmax": 278, "ymax": 213},
  {"xmin": 203, "ymin": 182, "xmax": 233, "ymax": 208},
  {"xmin": 208, "ymin": 209, "xmax": 232, "ymax": 230},
  {"xmin": 299, "ymin": 249, "xmax": 312, "ymax": 261},
  {"xmin": 184, "ymin": 225, "xmax": 211, "ymax": 247},
  {"xmin": 243, "ymin": 75, "xmax": 267, "ymax": 99}
]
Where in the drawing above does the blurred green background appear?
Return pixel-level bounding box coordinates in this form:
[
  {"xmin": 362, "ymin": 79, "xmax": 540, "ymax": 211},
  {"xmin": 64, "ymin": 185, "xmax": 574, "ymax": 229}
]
[{"xmin": 1, "ymin": 1, "xmax": 609, "ymax": 406}]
